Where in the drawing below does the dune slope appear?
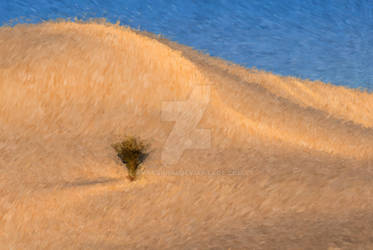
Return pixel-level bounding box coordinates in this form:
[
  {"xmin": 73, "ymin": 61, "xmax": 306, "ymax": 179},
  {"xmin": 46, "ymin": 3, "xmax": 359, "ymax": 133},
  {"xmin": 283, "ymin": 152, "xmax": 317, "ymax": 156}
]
[{"xmin": 0, "ymin": 22, "xmax": 373, "ymax": 249}]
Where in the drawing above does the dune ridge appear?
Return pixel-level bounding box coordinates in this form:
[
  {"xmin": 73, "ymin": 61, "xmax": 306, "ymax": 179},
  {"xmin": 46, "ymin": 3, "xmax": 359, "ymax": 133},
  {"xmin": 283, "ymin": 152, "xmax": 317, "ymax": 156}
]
[{"xmin": 0, "ymin": 21, "xmax": 373, "ymax": 249}]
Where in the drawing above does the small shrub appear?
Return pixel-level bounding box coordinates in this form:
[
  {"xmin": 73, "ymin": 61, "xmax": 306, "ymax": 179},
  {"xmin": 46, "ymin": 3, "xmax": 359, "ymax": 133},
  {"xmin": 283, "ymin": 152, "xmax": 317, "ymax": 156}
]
[{"xmin": 112, "ymin": 136, "xmax": 149, "ymax": 181}]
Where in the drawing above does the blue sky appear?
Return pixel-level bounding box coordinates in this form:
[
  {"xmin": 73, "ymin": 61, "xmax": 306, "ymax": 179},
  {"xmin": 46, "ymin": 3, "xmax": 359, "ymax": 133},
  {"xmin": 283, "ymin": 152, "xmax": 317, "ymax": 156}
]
[{"xmin": 1, "ymin": 0, "xmax": 372, "ymax": 90}]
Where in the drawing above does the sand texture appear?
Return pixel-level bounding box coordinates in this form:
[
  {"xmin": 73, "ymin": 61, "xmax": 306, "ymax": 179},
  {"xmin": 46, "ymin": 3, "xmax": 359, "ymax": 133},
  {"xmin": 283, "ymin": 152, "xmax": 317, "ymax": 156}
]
[{"xmin": 0, "ymin": 21, "xmax": 373, "ymax": 249}]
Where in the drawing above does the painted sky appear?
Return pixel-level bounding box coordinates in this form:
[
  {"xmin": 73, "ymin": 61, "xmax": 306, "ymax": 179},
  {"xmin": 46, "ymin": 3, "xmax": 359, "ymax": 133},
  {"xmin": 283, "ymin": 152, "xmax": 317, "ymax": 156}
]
[{"xmin": 1, "ymin": 0, "xmax": 372, "ymax": 90}]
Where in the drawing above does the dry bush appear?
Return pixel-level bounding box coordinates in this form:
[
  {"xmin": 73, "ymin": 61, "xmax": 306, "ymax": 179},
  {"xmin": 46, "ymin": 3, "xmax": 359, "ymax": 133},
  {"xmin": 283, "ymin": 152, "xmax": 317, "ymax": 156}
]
[{"xmin": 112, "ymin": 137, "xmax": 149, "ymax": 181}]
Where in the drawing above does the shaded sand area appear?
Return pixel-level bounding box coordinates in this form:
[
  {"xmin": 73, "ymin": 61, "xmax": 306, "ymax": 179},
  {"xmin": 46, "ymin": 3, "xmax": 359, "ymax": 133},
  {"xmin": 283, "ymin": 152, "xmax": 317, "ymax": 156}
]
[{"xmin": 0, "ymin": 21, "xmax": 373, "ymax": 249}]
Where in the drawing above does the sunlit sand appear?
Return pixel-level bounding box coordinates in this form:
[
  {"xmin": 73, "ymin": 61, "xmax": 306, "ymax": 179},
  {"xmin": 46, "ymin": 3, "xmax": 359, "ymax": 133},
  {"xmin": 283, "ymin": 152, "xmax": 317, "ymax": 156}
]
[{"xmin": 1, "ymin": 21, "xmax": 373, "ymax": 249}]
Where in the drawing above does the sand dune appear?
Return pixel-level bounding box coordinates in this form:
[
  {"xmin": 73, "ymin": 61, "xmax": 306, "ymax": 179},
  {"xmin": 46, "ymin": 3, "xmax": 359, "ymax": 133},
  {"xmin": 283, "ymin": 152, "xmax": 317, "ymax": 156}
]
[{"xmin": 0, "ymin": 21, "xmax": 373, "ymax": 249}]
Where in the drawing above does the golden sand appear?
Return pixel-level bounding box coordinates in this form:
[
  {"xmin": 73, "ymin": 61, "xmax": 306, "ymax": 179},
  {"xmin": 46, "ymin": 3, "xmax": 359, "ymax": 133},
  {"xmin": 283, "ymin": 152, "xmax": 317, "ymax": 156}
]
[{"xmin": 0, "ymin": 21, "xmax": 373, "ymax": 249}]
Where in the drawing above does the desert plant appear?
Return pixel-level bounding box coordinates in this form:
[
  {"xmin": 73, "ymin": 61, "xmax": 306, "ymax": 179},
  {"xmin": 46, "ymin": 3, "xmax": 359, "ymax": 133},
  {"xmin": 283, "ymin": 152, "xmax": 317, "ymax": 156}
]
[{"xmin": 112, "ymin": 136, "xmax": 149, "ymax": 181}]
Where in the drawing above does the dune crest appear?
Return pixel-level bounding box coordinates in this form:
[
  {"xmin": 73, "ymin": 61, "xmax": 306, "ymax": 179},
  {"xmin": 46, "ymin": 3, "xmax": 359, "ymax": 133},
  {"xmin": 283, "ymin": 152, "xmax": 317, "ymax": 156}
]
[{"xmin": 1, "ymin": 22, "xmax": 373, "ymax": 249}]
